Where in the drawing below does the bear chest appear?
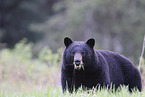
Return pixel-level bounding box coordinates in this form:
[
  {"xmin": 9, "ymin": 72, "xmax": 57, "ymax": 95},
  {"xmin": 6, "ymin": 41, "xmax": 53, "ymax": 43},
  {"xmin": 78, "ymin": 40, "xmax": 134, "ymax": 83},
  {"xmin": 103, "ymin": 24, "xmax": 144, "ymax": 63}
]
[{"xmin": 74, "ymin": 71, "xmax": 101, "ymax": 87}]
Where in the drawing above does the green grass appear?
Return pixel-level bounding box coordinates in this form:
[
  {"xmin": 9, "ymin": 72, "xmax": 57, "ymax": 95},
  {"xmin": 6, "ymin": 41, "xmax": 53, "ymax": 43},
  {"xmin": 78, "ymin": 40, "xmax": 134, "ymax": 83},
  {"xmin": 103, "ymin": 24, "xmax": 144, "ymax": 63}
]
[{"xmin": 0, "ymin": 86, "xmax": 145, "ymax": 97}]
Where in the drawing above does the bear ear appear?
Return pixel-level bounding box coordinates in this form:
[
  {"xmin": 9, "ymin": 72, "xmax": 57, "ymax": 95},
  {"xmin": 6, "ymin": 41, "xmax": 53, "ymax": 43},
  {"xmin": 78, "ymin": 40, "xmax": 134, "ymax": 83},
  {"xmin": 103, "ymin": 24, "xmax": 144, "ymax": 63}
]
[
  {"xmin": 64, "ymin": 37, "xmax": 73, "ymax": 47},
  {"xmin": 86, "ymin": 38, "xmax": 95, "ymax": 48}
]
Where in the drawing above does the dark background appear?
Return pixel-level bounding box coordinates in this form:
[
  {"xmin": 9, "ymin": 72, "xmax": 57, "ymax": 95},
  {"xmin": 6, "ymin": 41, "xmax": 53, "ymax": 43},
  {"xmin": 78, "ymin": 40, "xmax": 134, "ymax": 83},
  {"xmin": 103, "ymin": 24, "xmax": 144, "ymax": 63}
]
[{"xmin": 0, "ymin": 0, "xmax": 145, "ymax": 64}]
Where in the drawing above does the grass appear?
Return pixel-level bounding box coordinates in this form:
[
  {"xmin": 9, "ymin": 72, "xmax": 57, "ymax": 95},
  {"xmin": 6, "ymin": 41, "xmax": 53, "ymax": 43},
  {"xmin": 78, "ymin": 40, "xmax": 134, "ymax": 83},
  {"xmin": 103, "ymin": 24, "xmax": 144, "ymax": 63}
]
[{"xmin": 0, "ymin": 86, "xmax": 145, "ymax": 97}]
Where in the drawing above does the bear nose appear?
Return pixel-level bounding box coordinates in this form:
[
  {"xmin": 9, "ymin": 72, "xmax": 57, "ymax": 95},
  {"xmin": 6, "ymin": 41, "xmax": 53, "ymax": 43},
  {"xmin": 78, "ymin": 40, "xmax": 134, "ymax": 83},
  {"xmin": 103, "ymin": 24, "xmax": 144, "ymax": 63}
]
[{"xmin": 75, "ymin": 60, "xmax": 81, "ymax": 66}]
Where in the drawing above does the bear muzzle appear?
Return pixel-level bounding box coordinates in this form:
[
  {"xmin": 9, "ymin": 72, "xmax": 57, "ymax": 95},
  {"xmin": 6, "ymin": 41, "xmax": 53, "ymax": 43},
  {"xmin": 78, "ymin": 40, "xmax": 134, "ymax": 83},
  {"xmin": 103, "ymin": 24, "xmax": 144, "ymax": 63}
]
[{"xmin": 73, "ymin": 53, "xmax": 84, "ymax": 70}]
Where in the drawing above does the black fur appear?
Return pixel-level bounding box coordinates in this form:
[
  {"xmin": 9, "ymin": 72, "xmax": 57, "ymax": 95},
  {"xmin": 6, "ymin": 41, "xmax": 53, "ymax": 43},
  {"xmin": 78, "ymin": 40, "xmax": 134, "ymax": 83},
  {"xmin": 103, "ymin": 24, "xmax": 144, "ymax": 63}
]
[{"xmin": 61, "ymin": 37, "xmax": 142, "ymax": 93}]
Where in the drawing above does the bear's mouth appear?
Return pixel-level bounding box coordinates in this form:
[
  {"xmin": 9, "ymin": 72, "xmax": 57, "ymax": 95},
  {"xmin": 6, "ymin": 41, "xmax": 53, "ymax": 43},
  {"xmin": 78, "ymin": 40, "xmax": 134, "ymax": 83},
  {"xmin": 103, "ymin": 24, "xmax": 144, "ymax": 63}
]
[{"xmin": 73, "ymin": 62, "xmax": 84, "ymax": 70}]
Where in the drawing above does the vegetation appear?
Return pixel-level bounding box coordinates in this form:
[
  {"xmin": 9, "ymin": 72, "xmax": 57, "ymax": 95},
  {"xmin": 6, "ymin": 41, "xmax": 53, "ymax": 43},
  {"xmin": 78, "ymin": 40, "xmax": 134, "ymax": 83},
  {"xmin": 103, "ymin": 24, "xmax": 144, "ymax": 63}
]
[
  {"xmin": 0, "ymin": 40, "xmax": 145, "ymax": 96},
  {"xmin": 0, "ymin": 0, "xmax": 145, "ymax": 96},
  {"xmin": 0, "ymin": 40, "xmax": 62, "ymax": 92},
  {"xmin": 0, "ymin": 86, "xmax": 145, "ymax": 97},
  {"xmin": 0, "ymin": 0, "xmax": 145, "ymax": 64}
]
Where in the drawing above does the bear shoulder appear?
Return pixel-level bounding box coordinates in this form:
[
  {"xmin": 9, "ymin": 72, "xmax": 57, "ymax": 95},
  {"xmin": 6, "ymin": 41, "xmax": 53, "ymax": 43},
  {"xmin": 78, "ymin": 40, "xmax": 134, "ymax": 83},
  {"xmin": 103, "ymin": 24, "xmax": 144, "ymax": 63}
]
[{"xmin": 95, "ymin": 50, "xmax": 134, "ymax": 67}]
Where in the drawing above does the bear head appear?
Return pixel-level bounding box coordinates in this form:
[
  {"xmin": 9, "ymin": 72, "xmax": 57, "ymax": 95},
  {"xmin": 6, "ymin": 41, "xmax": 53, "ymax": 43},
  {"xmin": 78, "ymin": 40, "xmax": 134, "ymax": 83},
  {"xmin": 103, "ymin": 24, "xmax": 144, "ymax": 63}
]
[{"xmin": 62, "ymin": 37, "xmax": 96, "ymax": 71}]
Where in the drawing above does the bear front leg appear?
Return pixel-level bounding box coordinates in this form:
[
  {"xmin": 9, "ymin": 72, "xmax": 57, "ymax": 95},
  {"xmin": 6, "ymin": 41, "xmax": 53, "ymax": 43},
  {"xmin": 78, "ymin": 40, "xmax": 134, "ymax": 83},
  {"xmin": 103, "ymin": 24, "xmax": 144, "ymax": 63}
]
[
  {"xmin": 61, "ymin": 75, "xmax": 74, "ymax": 93},
  {"xmin": 100, "ymin": 72, "xmax": 111, "ymax": 89}
]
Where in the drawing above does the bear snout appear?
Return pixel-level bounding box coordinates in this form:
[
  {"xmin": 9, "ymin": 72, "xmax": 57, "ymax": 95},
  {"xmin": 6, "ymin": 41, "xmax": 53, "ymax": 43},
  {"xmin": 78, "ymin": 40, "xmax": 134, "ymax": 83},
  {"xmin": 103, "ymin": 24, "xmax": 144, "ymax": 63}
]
[
  {"xmin": 75, "ymin": 60, "xmax": 81, "ymax": 66},
  {"xmin": 74, "ymin": 53, "xmax": 82, "ymax": 60},
  {"xmin": 73, "ymin": 53, "xmax": 84, "ymax": 70}
]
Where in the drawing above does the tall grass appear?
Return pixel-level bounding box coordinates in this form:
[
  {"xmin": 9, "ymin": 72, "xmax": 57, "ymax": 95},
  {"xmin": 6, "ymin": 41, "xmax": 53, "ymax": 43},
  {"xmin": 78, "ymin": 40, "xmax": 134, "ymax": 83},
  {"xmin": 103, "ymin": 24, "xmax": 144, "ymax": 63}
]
[{"xmin": 0, "ymin": 86, "xmax": 145, "ymax": 97}]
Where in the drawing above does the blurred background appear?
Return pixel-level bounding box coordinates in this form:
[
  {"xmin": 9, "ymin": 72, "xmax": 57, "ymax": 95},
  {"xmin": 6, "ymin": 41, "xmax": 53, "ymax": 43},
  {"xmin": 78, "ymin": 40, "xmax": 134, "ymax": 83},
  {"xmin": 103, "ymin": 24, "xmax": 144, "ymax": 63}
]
[{"xmin": 0, "ymin": 0, "xmax": 145, "ymax": 92}]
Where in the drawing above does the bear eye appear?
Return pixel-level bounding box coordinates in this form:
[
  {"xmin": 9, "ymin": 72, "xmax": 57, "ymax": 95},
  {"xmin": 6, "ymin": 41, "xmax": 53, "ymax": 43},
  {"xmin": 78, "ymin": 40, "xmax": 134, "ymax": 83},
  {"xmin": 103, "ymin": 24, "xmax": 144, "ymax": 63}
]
[
  {"xmin": 81, "ymin": 51, "xmax": 85, "ymax": 55},
  {"xmin": 72, "ymin": 51, "xmax": 75, "ymax": 54}
]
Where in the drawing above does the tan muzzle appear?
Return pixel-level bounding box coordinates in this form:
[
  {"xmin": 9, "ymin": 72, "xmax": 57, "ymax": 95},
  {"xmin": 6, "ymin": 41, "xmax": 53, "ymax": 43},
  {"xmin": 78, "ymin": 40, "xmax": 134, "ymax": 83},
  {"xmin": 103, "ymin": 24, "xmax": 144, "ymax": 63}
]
[{"xmin": 73, "ymin": 53, "xmax": 84, "ymax": 70}]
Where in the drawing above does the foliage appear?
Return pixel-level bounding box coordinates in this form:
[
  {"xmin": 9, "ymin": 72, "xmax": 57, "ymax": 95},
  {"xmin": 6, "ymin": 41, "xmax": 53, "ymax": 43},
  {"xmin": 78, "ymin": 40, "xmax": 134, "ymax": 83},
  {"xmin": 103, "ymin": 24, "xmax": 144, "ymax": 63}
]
[
  {"xmin": 30, "ymin": 0, "xmax": 145, "ymax": 64},
  {"xmin": 0, "ymin": 39, "xmax": 144, "ymax": 96},
  {"xmin": 38, "ymin": 47, "xmax": 63, "ymax": 67},
  {"xmin": 1, "ymin": 0, "xmax": 145, "ymax": 92},
  {"xmin": 0, "ymin": 0, "xmax": 145, "ymax": 64},
  {"xmin": 0, "ymin": 40, "xmax": 62, "ymax": 92},
  {"xmin": 0, "ymin": 0, "xmax": 58, "ymax": 47}
]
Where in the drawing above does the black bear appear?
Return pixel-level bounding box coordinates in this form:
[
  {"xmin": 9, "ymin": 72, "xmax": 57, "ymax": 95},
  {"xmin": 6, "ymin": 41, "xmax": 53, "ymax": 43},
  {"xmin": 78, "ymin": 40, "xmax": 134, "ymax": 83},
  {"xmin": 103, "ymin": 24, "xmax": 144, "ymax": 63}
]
[{"xmin": 61, "ymin": 37, "xmax": 142, "ymax": 93}]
